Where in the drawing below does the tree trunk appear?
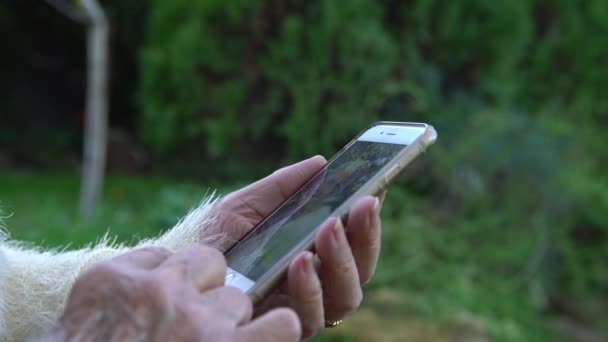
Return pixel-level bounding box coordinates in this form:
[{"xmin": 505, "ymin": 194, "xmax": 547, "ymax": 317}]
[{"xmin": 79, "ymin": 0, "xmax": 109, "ymax": 218}]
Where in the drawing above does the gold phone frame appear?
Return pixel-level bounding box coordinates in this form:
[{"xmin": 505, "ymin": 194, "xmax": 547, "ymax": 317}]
[{"xmin": 227, "ymin": 121, "xmax": 437, "ymax": 303}]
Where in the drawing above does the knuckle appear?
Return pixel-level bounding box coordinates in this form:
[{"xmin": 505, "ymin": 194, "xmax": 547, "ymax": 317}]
[
  {"xmin": 71, "ymin": 263, "xmax": 133, "ymax": 304},
  {"xmin": 138, "ymin": 246, "xmax": 171, "ymax": 259},
  {"xmin": 332, "ymin": 291, "xmax": 363, "ymax": 317},
  {"xmin": 86, "ymin": 261, "xmax": 122, "ymax": 279},
  {"xmin": 366, "ymin": 233, "xmax": 381, "ymax": 251},
  {"xmin": 190, "ymin": 244, "xmax": 226, "ymax": 265},
  {"xmin": 138, "ymin": 275, "xmax": 169, "ymax": 302},
  {"xmin": 335, "ymin": 258, "xmax": 357, "ymax": 277},
  {"xmin": 300, "ymin": 284, "xmax": 323, "ymax": 307}
]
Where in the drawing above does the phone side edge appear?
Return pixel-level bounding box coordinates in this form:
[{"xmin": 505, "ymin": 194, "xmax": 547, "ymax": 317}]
[{"xmin": 244, "ymin": 123, "xmax": 437, "ymax": 303}]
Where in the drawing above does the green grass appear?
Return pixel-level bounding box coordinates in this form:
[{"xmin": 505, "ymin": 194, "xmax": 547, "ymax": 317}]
[
  {"xmin": 0, "ymin": 171, "xmax": 210, "ymax": 247},
  {"xmin": 1, "ymin": 171, "xmax": 602, "ymax": 341}
]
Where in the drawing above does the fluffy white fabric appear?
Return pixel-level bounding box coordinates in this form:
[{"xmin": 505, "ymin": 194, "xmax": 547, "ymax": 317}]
[{"xmin": 0, "ymin": 195, "xmax": 222, "ymax": 341}]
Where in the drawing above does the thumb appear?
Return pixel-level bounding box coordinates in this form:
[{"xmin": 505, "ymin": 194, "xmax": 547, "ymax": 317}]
[
  {"xmin": 237, "ymin": 308, "xmax": 302, "ymax": 342},
  {"xmin": 226, "ymin": 155, "xmax": 326, "ymax": 216},
  {"xmin": 270, "ymin": 155, "xmax": 327, "ymax": 199}
]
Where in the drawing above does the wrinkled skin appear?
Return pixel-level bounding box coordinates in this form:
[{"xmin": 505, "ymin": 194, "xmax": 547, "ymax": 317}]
[
  {"xmin": 210, "ymin": 156, "xmax": 384, "ymax": 338},
  {"xmin": 54, "ymin": 156, "xmax": 384, "ymax": 341},
  {"xmin": 54, "ymin": 246, "xmax": 301, "ymax": 342}
]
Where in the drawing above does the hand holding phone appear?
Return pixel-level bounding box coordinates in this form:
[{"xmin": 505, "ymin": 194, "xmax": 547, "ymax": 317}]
[
  {"xmin": 225, "ymin": 122, "xmax": 437, "ymax": 303},
  {"xmin": 218, "ymin": 123, "xmax": 435, "ymax": 336}
]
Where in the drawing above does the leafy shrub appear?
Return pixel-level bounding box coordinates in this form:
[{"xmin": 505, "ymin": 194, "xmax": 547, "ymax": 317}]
[
  {"xmin": 140, "ymin": 0, "xmax": 404, "ymax": 167},
  {"xmin": 139, "ymin": 0, "xmax": 608, "ymax": 339}
]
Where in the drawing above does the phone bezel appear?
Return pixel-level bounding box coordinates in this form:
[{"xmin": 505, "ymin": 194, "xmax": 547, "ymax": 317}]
[{"xmin": 225, "ymin": 121, "xmax": 437, "ymax": 303}]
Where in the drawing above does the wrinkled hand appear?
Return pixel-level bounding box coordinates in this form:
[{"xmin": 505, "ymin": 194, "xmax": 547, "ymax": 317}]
[
  {"xmin": 211, "ymin": 156, "xmax": 384, "ymax": 338},
  {"xmin": 53, "ymin": 246, "xmax": 301, "ymax": 341}
]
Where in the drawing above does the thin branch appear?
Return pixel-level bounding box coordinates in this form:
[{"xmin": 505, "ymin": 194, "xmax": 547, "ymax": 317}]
[
  {"xmin": 80, "ymin": 0, "xmax": 108, "ymax": 25},
  {"xmin": 78, "ymin": 0, "xmax": 109, "ymax": 217},
  {"xmin": 45, "ymin": 0, "xmax": 89, "ymax": 24}
]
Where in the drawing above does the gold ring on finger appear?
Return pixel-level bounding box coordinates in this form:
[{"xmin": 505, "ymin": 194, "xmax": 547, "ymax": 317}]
[{"xmin": 324, "ymin": 320, "xmax": 343, "ymax": 328}]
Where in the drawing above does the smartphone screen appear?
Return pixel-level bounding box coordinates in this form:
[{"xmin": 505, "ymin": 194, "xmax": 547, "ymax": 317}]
[{"xmin": 224, "ymin": 123, "xmax": 429, "ymax": 294}]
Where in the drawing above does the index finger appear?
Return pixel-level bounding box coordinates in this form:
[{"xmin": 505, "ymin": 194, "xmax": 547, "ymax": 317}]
[
  {"xmin": 157, "ymin": 244, "xmax": 227, "ymax": 292},
  {"xmin": 344, "ymin": 196, "xmax": 382, "ymax": 285},
  {"xmin": 237, "ymin": 308, "xmax": 301, "ymax": 342}
]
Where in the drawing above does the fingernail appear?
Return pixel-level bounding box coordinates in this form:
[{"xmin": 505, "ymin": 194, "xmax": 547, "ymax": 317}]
[
  {"xmin": 331, "ymin": 219, "xmax": 344, "ymax": 245},
  {"xmin": 303, "ymin": 253, "xmax": 315, "ymax": 274},
  {"xmin": 309, "ymin": 155, "xmax": 325, "ymax": 162},
  {"xmin": 367, "ymin": 197, "xmax": 381, "ymax": 229},
  {"xmin": 373, "ymin": 197, "xmax": 381, "ymax": 213}
]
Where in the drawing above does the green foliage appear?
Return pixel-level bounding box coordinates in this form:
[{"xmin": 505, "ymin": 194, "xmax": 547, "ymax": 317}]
[
  {"xmin": 137, "ymin": 0, "xmax": 608, "ymax": 339},
  {"xmin": 140, "ymin": 0, "xmax": 258, "ymax": 158},
  {"xmin": 140, "ymin": 0, "xmax": 402, "ymax": 162},
  {"xmin": 139, "ymin": 0, "xmax": 608, "ymax": 166},
  {"xmin": 263, "ymin": 0, "xmax": 399, "ymax": 157},
  {"xmin": 1, "ymin": 0, "xmax": 607, "ymax": 340},
  {"xmin": 398, "ymin": 0, "xmax": 534, "ymax": 95},
  {"xmin": 376, "ymin": 212, "xmax": 551, "ymax": 341},
  {"xmin": 522, "ymin": 0, "xmax": 608, "ymax": 124},
  {"xmin": 0, "ymin": 172, "xmax": 209, "ymax": 247}
]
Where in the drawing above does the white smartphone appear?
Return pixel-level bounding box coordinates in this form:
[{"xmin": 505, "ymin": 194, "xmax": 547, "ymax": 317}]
[{"xmin": 224, "ymin": 122, "xmax": 437, "ymax": 303}]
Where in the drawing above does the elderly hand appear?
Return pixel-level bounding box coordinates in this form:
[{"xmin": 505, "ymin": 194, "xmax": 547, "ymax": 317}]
[
  {"xmin": 211, "ymin": 156, "xmax": 384, "ymax": 338},
  {"xmin": 52, "ymin": 246, "xmax": 301, "ymax": 341}
]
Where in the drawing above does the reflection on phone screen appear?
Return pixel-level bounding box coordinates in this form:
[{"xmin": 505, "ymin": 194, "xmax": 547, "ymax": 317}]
[{"xmin": 226, "ymin": 140, "xmax": 405, "ymax": 281}]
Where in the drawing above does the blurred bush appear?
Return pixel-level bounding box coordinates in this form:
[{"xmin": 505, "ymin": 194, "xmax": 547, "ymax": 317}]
[
  {"xmin": 138, "ymin": 1, "xmax": 608, "ymax": 338},
  {"xmin": 140, "ymin": 0, "xmax": 400, "ymax": 170},
  {"xmin": 1, "ymin": 0, "xmax": 607, "ymax": 339},
  {"xmin": 139, "ymin": 0, "xmax": 607, "ymax": 171}
]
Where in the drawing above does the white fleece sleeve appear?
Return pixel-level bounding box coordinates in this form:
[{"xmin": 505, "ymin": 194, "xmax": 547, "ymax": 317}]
[{"xmin": 0, "ymin": 195, "xmax": 222, "ymax": 342}]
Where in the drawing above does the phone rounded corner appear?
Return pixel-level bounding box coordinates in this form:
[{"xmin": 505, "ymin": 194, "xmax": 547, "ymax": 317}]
[{"xmin": 425, "ymin": 126, "xmax": 438, "ymax": 145}]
